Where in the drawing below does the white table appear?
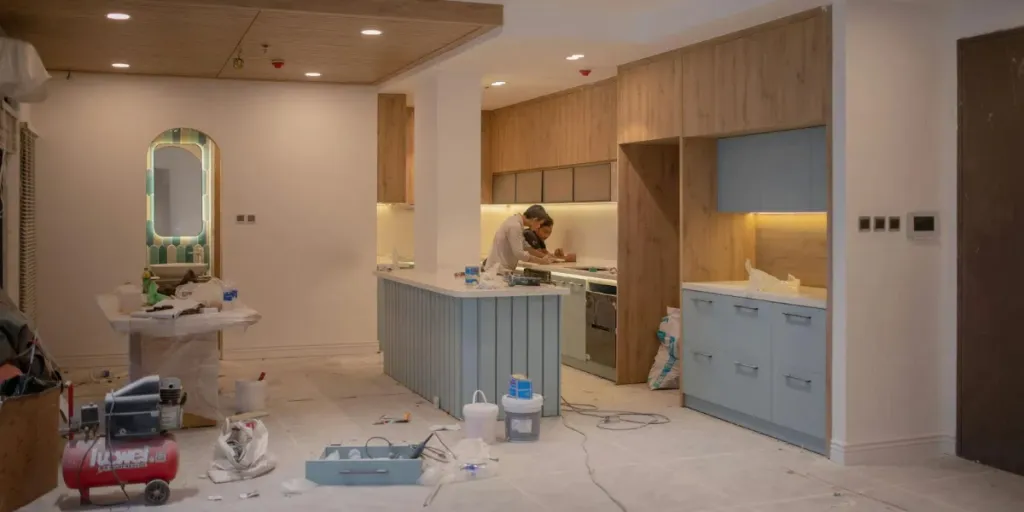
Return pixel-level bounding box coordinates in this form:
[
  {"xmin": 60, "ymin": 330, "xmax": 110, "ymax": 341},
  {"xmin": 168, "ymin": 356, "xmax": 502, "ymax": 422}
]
[{"xmin": 96, "ymin": 294, "xmax": 261, "ymax": 427}]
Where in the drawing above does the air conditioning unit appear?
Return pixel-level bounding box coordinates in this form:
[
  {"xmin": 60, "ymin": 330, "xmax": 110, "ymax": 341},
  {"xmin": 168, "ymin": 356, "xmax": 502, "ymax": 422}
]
[{"xmin": 0, "ymin": 37, "xmax": 50, "ymax": 103}]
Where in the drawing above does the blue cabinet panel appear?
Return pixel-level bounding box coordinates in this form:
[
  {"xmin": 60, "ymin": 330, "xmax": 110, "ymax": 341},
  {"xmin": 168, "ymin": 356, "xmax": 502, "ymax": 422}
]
[{"xmin": 717, "ymin": 126, "xmax": 827, "ymax": 213}]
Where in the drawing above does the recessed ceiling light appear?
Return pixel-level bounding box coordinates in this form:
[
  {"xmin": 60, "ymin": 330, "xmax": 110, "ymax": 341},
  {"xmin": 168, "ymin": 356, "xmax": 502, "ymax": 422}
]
[
  {"xmin": 490, "ymin": 81, "xmax": 506, "ymax": 87},
  {"xmin": 361, "ymin": 29, "xmax": 383, "ymax": 36},
  {"xmin": 111, "ymin": 62, "xmax": 130, "ymax": 69},
  {"xmin": 305, "ymin": 72, "xmax": 321, "ymax": 78},
  {"xmin": 106, "ymin": 13, "xmax": 131, "ymax": 21},
  {"xmin": 566, "ymin": 54, "xmax": 585, "ymax": 61}
]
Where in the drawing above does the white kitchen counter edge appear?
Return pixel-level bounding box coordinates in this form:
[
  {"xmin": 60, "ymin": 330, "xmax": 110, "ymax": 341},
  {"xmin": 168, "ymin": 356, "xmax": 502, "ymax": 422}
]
[
  {"xmin": 376, "ymin": 270, "xmax": 569, "ymax": 298},
  {"xmin": 681, "ymin": 282, "xmax": 827, "ymax": 309}
]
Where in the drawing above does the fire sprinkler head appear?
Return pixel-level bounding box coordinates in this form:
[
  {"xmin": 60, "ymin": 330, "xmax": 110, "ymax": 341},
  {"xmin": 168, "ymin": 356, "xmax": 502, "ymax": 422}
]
[{"xmin": 271, "ymin": 59, "xmax": 285, "ymax": 69}]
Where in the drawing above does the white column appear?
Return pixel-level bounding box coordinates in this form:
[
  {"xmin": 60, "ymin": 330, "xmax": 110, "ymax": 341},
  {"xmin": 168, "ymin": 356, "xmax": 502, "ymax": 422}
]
[{"xmin": 413, "ymin": 71, "xmax": 482, "ymax": 274}]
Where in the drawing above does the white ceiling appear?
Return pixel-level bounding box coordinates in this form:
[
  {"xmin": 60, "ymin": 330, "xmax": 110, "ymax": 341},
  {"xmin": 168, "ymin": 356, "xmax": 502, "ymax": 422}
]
[{"xmin": 383, "ymin": 0, "xmax": 829, "ymax": 109}]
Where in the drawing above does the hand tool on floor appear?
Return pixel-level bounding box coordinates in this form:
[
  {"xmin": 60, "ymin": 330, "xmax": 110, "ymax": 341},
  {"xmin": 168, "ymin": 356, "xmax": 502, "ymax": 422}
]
[
  {"xmin": 374, "ymin": 412, "xmax": 411, "ymax": 424},
  {"xmin": 61, "ymin": 375, "xmax": 185, "ymax": 507}
]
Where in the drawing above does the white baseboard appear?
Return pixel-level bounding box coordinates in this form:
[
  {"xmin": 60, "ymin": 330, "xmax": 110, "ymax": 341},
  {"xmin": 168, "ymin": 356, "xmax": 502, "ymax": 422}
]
[
  {"xmin": 223, "ymin": 341, "xmax": 378, "ymax": 361},
  {"xmin": 830, "ymin": 434, "xmax": 956, "ymax": 465}
]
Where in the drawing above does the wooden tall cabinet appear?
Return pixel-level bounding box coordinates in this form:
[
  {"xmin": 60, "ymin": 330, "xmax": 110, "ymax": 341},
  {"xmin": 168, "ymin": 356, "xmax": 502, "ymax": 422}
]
[
  {"xmin": 377, "ymin": 94, "xmax": 408, "ymax": 203},
  {"xmin": 617, "ymin": 51, "xmax": 682, "ymax": 143}
]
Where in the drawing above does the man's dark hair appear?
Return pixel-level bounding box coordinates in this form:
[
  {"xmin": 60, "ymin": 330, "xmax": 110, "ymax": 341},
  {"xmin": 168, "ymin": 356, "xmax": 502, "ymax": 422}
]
[
  {"xmin": 523, "ymin": 204, "xmax": 548, "ymax": 220},
  {"xmin": 539, "ymin": 216, "xmax": 554, "ymax": 228}
]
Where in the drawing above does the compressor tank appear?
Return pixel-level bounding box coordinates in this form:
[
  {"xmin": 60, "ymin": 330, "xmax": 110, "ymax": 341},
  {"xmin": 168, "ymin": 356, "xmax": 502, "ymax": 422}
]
[{"xmin": 62, "ymin": 435, "xmax": 179, "ymax": 491}]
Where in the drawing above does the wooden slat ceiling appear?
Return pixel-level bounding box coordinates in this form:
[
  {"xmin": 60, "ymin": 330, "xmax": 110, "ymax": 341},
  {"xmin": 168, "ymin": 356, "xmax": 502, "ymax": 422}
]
[{"xmin": 0, "ymin": 0, "xmax": 502, "ymax": 84}]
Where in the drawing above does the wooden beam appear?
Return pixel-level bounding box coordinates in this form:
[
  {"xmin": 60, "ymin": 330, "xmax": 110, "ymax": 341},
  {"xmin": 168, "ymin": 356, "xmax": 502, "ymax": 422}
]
[{"xmin": 156, "ymin": 0, "xmax": 503, "ymax": 25}]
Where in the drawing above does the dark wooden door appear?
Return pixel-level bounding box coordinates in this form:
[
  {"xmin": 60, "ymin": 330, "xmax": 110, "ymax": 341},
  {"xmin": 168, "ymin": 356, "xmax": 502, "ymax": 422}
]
[{"xmin": 958, "ymin": 26, "xmax": 1024, "ymax": 476}]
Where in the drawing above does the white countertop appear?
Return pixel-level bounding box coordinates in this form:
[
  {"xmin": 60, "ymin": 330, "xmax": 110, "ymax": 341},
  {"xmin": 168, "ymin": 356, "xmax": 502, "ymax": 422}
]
[
  {"xmin": 97, "ymin": 294, "xmax": 261, "ymax": 337},
  {"xmin": 376, "ymin": 269, "xmax": 570, "ymax": 298},
  {"xmin": 681, "ymin": 281, "xmax": 827, "ymax": 309},
  {"xmin": 520, "ymin": 260, "xmax": 618, "ymax": 284}
]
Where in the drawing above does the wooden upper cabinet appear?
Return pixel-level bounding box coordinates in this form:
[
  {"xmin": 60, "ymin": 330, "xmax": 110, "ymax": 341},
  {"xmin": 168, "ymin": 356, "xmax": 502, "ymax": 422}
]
[
  {"xmin": 711, "ymin": 13, "xmax": 829, "ymax": 135},
  {"xmin": 377, "ymin": 94, "xmax": 407, "ymax": 203},
  {"xmin": 405, "ymin": 107, "xmax": 415, "ymax": 204},
  {"xmin": 617, "ymin": 51, "xmax": 682, "ymax": 144},
  {"xmin": 491, "ymin": 79, "xmax": 617, "ymax": 174},
  {"xmin": 681, "ymin": 44, "xmax": 717, "ymax": 137}
]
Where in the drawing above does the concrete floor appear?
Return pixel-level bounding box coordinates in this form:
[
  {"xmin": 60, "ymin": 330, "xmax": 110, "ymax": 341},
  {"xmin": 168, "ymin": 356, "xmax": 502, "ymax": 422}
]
[{"xmin": 25, "ymin": 354, "xmax": 1024, "ymax": 511}]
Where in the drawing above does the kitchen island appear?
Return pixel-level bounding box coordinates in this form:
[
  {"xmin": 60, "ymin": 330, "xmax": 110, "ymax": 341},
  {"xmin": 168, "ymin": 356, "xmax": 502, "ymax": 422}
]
[
  {"xmin": 376, "ymin": 270, "xmax": 568, "ymax": 419},
  {"xmin": 681, "ymin": 281, "xmax": 828, "ymax": 453}
]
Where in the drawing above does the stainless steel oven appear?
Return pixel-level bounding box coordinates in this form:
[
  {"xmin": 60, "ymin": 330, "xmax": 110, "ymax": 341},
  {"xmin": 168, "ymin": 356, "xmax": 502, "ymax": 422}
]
[{"xmin": 585, "ymin": 283, "xmax": 617, "ymax": 370}]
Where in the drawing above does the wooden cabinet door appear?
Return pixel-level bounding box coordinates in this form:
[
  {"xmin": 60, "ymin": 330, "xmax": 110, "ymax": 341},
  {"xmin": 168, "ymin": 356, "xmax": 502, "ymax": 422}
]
[
  {"xmin": 543, "ymin": 168, "xmax": 573, "ymax": 203},
  {"xmin": 681, "ymin": 45, "xmax": 717, "ymax": 137},
  {"xmin": 515, "ymin": 171, "xmax": 543, "ymax": 203},
  {"xmin": 617, "ymin": 52, "xmax": 682, "ymax": 143},
  {"xmin": 377, "ymin": 94, "xmax": 407, "ymax": 203},
  {"xmin": 573, "ymin": 163, "xmax": 612, "ymax": 202},
  {"xmin": 492, "ymin": 173, "xmax": 516, "ymax": 204}
]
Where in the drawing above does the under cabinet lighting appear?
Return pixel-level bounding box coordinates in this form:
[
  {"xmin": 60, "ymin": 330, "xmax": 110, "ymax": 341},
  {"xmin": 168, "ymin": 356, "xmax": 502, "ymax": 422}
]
[
  {"xmin": 305, "ymin": 72, "xmax": 322, "ymax": 77},
  {"xmin": 111, "ymin": 62, "xmax": 130, "ymax": 69},
  {"xmin": 361, "ymin": 29, "xmax": 383, "ymax": 36},
  {"xmin": 106, "ymin": 13, "xmax": 131, "ymax": 21},
  {"xmin": 490, "ymin": 81, "xmax": 506, "ymax": 87}
]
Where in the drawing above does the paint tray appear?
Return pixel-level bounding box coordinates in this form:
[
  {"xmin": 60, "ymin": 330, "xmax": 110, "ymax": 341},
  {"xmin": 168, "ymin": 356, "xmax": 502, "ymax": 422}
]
[{"xmin": 305, "ymin": 443, "xmax": 423, "ymax": 486}]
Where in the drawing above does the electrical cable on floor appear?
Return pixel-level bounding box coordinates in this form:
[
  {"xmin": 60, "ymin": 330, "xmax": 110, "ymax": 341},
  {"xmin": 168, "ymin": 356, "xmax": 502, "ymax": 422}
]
[
  {"xmin": 559, "ymin": 397, "xmax": 673, "ymax": 512},
  {"xmin": 560, "ymin": 397, "xmax": 671, "ymax": 430}
]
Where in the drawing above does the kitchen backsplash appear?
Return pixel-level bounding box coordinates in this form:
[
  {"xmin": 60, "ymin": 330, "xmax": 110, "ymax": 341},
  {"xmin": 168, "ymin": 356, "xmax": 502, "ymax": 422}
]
[
  {"xmin": 377, "ymin": 203, "xmax": 618, "ymax": 262},
  {"xmin": 754, "ymin": 213, "xmax": 827, "ymax": 288}
]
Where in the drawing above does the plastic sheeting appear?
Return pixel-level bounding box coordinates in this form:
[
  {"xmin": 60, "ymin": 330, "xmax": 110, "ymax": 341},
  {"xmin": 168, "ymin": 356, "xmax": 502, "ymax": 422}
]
[
  {"xmin": 131, "ymin": 332, "xmax": 221, "ymax": 423},
  {"xmin": 0, "ymin": 38, "xmax": 50, "ymax": 103}
]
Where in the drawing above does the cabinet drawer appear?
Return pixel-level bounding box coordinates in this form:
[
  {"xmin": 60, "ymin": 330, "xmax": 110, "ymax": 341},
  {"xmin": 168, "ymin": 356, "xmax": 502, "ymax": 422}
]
[
  {"xmin": 770, "ymin": 304, "xmax": 826, "ymax": 374},
  {"xmin": 772, "ymin": 365, "xmax": 826, "ymax": 438},
  {"xmin": 682, "ymin": 341, "xmax": 719, "ymax": 403},
  {"xmin": 720, "ymin": 296, "xmax": 771, "ymax": 360},
  {"xmin": 682, "ymin": 290, "xmax": 723, "ymax": 347},
  {"xmin": 719, "ymin": 347, "xmax": 773, "ymax": 421}
]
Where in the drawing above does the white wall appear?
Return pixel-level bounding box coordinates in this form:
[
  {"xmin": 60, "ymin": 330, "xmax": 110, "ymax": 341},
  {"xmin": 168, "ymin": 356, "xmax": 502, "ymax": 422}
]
[
  {"xmin": 831, "ymin": 0, "xmax": 947, "ymax": 463},
  {"xmin": 30, "ymin": 74, "xmax": 377, "ymax": 365},
  {"xmin": 831, "ymin": 0, "xmax": 1024, "ymax": 465},
  {"xmin": 377, "ymin": 202, "xmax": 618, "ymax": 263}
]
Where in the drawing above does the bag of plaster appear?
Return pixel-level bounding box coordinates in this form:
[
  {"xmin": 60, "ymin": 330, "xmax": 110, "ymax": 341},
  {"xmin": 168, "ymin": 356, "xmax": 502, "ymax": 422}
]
[
  {"xmin": 207, "ymin": 419, "xmax": 277, "ymax": 483},
  {"xmin": 648, "ymin": 307, "xmax": 681, "ymax": 390},
  {"xmin": 745, "ymin": 259, "xmax": 800, "ymax": 295}
]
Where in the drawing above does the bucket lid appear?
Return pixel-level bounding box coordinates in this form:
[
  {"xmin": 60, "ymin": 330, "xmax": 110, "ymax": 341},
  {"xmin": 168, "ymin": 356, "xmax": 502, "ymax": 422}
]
[{"xmin": 501, "ymin": 394, "xmax": 544, "ymax": 413}]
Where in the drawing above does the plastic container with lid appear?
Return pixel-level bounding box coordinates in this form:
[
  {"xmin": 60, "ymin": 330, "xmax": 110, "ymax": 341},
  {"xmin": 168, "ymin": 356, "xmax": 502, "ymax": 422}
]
[
  {"xmin": 501, "ymin": 394, "xmax": 544, "ymax": 442},
  {"xmin": 462, "ymin": 390, "xmax": 499, "ymax": 444}
]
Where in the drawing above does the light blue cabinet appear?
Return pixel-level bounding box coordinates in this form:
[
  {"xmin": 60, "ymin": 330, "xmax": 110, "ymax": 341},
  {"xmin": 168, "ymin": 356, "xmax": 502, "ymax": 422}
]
[
  {"xmin": 682, "ymin": 289, "xmax": 827, "ymax": 453},
  {"xmin": 717, "ymin": 126, "xmax": 828, "ymax": 213}
]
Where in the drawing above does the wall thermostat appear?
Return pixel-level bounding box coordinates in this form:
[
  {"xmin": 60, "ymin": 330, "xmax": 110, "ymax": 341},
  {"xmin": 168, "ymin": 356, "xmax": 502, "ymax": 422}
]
[{"xmin": 907, "ymin": 212, "xmax": 938, "ymax": 240}]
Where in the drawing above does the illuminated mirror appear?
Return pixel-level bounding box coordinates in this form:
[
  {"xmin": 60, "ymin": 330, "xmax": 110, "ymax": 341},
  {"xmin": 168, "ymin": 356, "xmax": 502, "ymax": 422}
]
[{"xmin": 152, "ymin": 145, "xmax": 203, "ymax": 236}]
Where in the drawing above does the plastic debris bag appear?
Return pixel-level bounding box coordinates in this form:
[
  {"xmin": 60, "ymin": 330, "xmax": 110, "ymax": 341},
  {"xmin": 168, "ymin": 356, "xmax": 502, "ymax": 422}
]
[
  {"xmin": 208, "ymin": 419, "xmax": 277, "ymax": 483},
  {"xmin": 745, "ymin": 259, "xmax": 800, "ymax": 295},
  {"xmin": 648, "ymin": 307, "xmax": 681, "ymax": 390},
  {"xmin": 419, "ymin": 438, "xmax": 499, "ymax": 487}
]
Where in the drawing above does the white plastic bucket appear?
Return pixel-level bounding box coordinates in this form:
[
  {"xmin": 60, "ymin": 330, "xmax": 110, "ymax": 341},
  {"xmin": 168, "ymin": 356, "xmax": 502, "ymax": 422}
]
[
  {"xmin": 462, "ymin": 390, "xmax": 499, "ymax": 444},
  {"xmin": 501, "ymin": 394, "xmax": 544, "ymax": 442},
  {"xmin": 235, "ymin": 379, "xmax": 267, "ymax": 413}
]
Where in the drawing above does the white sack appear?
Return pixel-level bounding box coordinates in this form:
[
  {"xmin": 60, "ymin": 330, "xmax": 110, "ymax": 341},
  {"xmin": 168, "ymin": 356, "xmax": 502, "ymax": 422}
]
[
  {"xmin": 208, "ymin": 419, "xmax": 277, "ymax": 484},
  {"xmin": 648, "ymin": 307, "xmax": 681, "ymax": 390}
]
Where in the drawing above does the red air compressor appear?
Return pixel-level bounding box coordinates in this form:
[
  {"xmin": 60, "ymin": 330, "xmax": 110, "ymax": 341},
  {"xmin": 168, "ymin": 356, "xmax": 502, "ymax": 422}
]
[{"xmin": 62, "ymin": 376, "xmax": 185, "ymax": 506}]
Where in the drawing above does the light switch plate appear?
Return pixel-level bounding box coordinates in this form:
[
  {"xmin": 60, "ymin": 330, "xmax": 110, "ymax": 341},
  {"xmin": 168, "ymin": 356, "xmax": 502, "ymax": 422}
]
[
  {"xmin": 888, "ymin": 216, "xmax": 901, "ymax": 232},
  {"xmin": 858, "ymin": 216, "xmax": 871, "ymax": 232},
  {"xmin": 236, "ymin": 214, "xmax": 245, "ymax": 223},
  {"xmin": 246, "ymin": 214, "xmax": 256, "ymax": 223},
  {"xmin": 873, "ymin": 216, "xmax": 886, "ymax": 231}
]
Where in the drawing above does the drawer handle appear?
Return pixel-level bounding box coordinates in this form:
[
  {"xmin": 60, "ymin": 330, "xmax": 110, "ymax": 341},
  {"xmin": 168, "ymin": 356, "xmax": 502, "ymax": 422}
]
[
  {"xmin": 734, "ymin": 305, "xmax": 759, "ymax": 312},
  {"xmin": 694, "ymin": 351, "xmax": 713, "ymax": 359},
  {"xmin": 734, "ymin": 361, "xmax": 759, "ymax": 370},
  {"xmin": 340, "ymin": 469, "xmax": 390, "ymax": 475},
  {"xmin": 693, "ymin": 298, "xmax": 714, "ymax": 304},
  {"xmin": 783, "ymin": 312, "xmax": 812, "ymax": 321},
  {"xmin": 784, "ymin": 374, "xmax": 812, "ymax": 384}
]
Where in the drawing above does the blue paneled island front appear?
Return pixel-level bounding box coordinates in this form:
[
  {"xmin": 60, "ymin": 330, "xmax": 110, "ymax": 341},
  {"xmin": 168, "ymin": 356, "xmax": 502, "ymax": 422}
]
[{"xmin": 376, "ymin": 270, "xmax": 568, "ymax": 419}]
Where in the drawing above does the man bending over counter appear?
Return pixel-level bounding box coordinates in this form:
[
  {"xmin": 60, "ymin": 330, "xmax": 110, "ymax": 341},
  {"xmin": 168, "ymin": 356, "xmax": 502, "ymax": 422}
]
[
  {"xmin": 484, "ymin": 205, "xmax": 555, "ymax": 272},
  {"xmin": 524, "ymin": 217, "xmax": 576, "ymax": 262}
]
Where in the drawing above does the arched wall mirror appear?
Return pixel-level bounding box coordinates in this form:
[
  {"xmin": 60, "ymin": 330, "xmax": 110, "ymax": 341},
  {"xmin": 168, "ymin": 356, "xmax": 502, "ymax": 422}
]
[{"xmin": 145, "ymin": 128, "xmax": 219, "ymax": 277}]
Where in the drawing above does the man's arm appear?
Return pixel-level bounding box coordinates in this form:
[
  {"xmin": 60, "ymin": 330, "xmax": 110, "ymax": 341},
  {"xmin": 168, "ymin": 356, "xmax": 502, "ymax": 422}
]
[{"xmin": 508, "ymin": 224, "xmax": 548, "ymax": 263}]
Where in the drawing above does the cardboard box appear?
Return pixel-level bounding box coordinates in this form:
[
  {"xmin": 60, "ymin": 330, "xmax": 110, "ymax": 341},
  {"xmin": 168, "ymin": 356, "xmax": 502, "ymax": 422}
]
[{"xmin": 0, "ymin": 386, "xmax": 60, "ymax": 512}]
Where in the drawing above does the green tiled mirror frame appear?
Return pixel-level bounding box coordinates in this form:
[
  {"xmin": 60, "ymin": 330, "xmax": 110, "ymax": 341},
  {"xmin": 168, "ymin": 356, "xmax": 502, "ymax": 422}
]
[{"xmin": 146, "ymin": 127, "xmax": 216, "ymax": 273}]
